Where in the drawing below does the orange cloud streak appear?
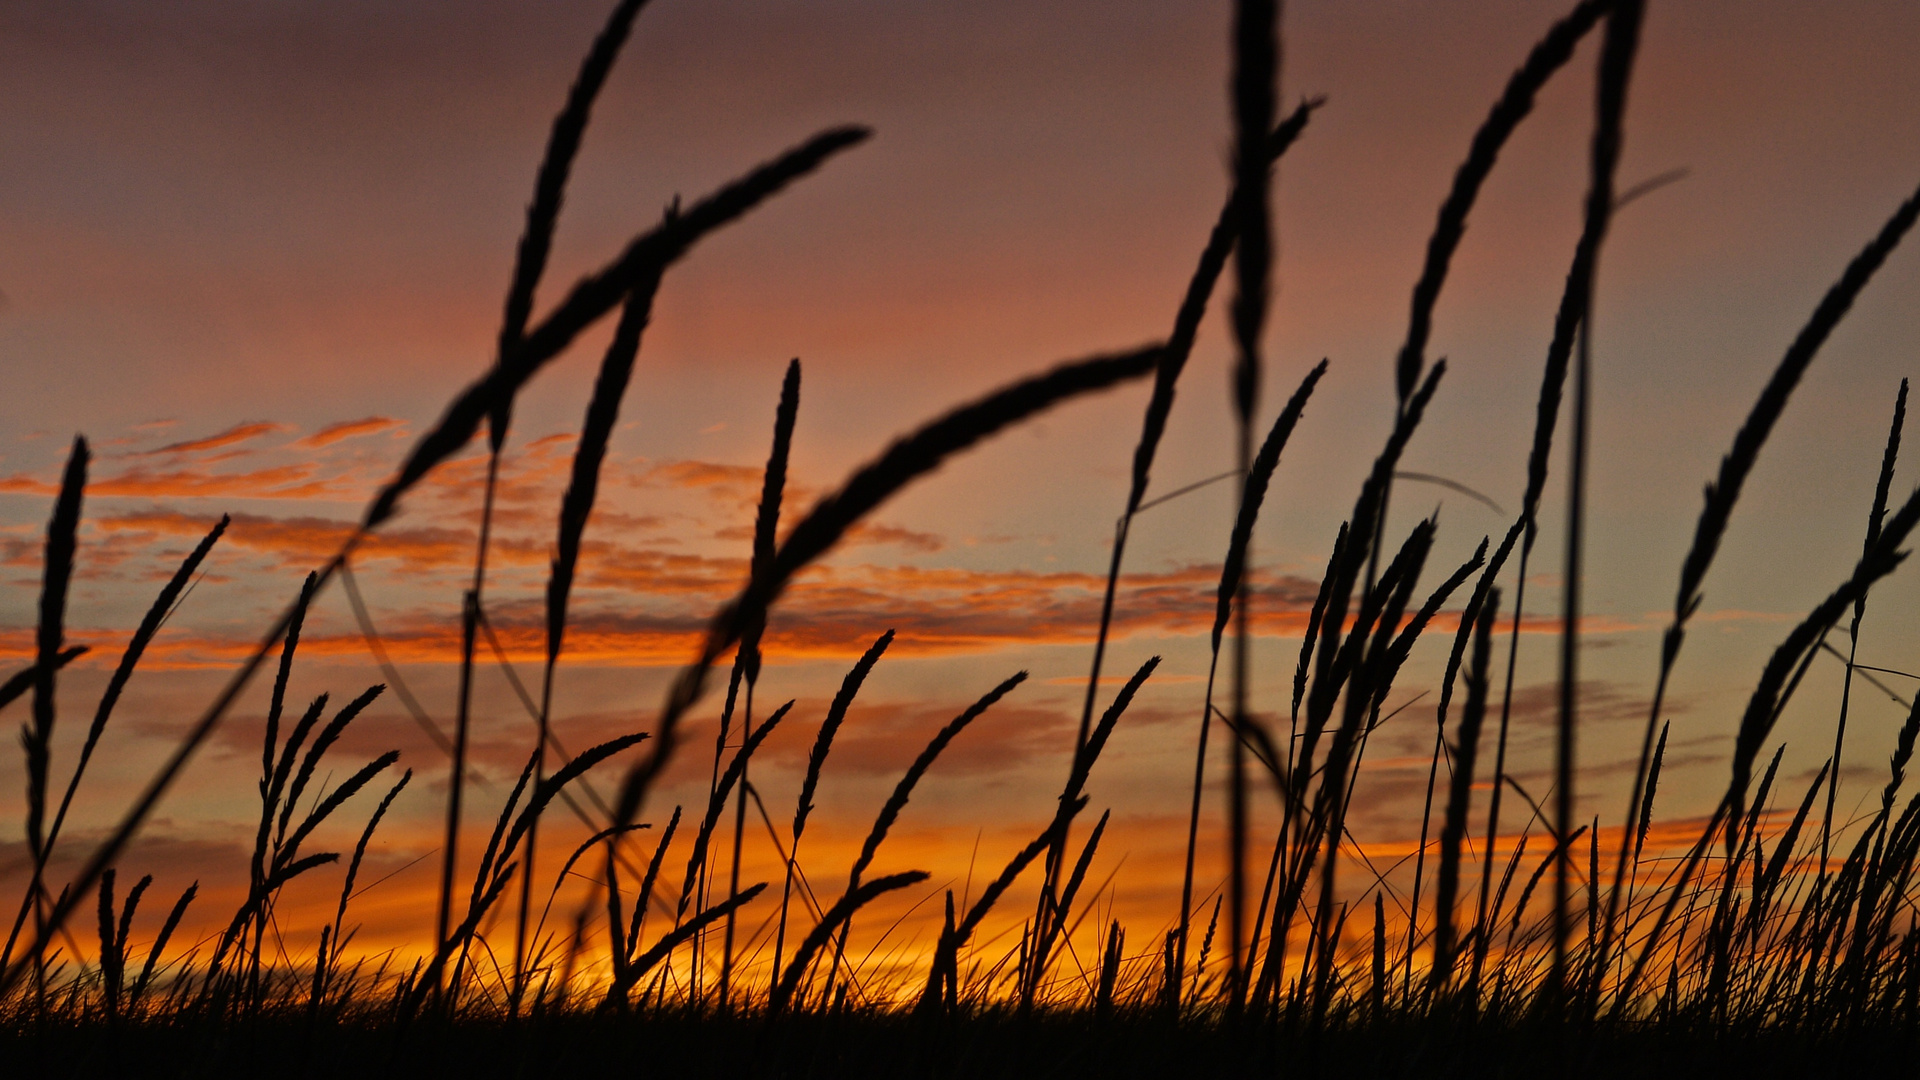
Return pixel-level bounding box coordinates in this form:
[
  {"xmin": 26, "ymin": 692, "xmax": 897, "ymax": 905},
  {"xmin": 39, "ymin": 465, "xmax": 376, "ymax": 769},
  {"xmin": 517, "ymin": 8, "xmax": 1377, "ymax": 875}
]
[
  {"xmin": 297, "ymin": 416, "xmax": 404, "ymax": 448},
  {"xmin": 144, "ymin": 421, "xmax": 289, "ymax": 455},
  {"xmin": 0, "ymin": 463, "xmax": 359, "ymax": 501}
]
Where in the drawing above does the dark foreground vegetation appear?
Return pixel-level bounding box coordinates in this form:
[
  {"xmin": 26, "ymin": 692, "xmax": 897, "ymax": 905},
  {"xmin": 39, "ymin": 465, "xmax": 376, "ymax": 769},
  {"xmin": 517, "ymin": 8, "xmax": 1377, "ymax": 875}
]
[
  {"xmin": 7, "ymin": 1010, "xmax": 1920, "ymax": 1079},
  {"xmin": 5, "ymin": 0, "xmax": 1920, "ymax": 1075}
]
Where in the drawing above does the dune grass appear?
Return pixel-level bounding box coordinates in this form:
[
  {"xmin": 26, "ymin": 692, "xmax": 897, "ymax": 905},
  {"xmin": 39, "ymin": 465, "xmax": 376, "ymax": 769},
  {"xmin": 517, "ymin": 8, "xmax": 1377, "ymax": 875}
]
[{"xmin": 5, "ymin": 0, "xmax": 1920, "ymax": 1075}]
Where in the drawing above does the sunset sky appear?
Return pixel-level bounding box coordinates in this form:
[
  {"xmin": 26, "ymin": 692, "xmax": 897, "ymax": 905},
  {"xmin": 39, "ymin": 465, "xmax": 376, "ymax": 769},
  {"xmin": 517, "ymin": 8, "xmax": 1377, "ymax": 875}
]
[{"xmin": 1, "ymin": 0, "xmax": 1918, "ymax": 985}]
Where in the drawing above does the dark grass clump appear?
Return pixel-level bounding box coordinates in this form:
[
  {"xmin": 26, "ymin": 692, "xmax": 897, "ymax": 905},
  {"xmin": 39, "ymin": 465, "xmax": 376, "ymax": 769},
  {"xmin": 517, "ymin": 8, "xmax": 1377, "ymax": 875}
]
[{"xmin": 7, "ymin": 1008, "xmax": 1920, "ymax": 1079}]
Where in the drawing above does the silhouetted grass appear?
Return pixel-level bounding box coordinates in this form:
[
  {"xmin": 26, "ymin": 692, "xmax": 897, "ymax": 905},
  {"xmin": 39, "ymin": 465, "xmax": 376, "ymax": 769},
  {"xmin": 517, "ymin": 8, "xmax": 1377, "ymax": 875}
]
[
  {"xmin": 1554, "ymin": 0, "xmax": 1644, "ymax": 1000},
  {"xmin": 8, "ymin": 0, "xmax": 1920, "ymax": 1075}
]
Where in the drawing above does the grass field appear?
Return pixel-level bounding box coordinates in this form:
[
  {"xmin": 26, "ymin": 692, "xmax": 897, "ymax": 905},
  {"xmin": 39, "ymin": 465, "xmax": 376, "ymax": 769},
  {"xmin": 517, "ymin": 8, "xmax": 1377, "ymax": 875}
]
[{"xmin": 5, "ymin": 0, "xmax": 1920, "ymax": 1075}]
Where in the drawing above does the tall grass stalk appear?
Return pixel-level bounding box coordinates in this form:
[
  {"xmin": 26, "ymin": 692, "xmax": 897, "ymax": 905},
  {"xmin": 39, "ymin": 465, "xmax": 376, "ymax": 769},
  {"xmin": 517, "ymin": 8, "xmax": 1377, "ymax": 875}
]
[
  {"xmin": 719, "ymin": 359, "xmax": 800, "ymax": 1012},
  {"xmin": 1821, "ymin": 381, "xmax": 1908, "ymax": 870},
  {"xmin": 519, "ymin": 280, "xmax": 662, "ymax": 1005},
  {"xmin": 1176, "ymin": 361, "xmax": 1326, "ymax": 1002},
  {"xmin": 473, "ymin": 0, "xmax": 658, "ymax": 975},
  {"xmin": 1369, "ymin": 0, "xmax": 1613, "ymax": 599},
  {"xmin": 1432, "ymin": 589, "xmax": 1499, "ymax": 991},
  {"xmin": 834, "ymin": 673, "xmax": 1025, "ymax": 999},
  {"xmin": 1224, "ymin": 0, "xmax": 1278, "ymax": 1007},
  {"xmin": 1023, "ymin": 658, "xmax": 1158, "ymax": 1004},
  {"xmin": 1550, "ymin": 0, "xmax": 1642, "ymax": 1004},
  {"xmin": 774, "ymin": 630, "xmax": 892, "ymax": 1000}
]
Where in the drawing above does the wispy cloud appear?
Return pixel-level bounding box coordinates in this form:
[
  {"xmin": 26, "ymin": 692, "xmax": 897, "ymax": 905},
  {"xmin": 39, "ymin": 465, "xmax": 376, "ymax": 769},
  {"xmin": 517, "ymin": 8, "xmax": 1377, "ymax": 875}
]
[
  {"xmin": 643, "ymin": 459, "xmax": 764, "ymax": 492},
  {"xmin": 297, "ymin": 416, "xmax": 404, "ymax": 449},
  {"xmin": 844, "ymin": 521, "xmax": 945, "ymax": 552},
  {"xmin": 0, "ymin": 462, "xmax": 360, "ymax": 501},
  {"xmin": 93, "ymin": 508, "xmax": 530, "ymax": 571},
  {"xmin": 144, "ymin": 421, "xmax": 290, "ymax": 456}
]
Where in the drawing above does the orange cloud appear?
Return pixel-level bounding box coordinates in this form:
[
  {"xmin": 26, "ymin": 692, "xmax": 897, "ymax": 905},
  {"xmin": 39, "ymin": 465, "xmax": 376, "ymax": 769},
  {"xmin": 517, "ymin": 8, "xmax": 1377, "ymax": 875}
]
[
  {"xmin": 844, "ymin": 521, "xmax": 945, "ymax": 553},
  {"xmin": 633, "ymin": 458, "xmax": 824, "ymax": 514},
  {"xmin": 298, "ymin": 416, "xmax": 403, "ymax": 448},
  {"xmin": 145, "ymin": 421, "xmax": 289, "ymax": 455},
  {"xmin": 0, "ymin": 463, "xmax": 361, "ymax": 501},
  {"xmin": 714, "ymin": 518, "xmax": 945, "ymax": 553},
  {"xmin": 94, "ymin": 509, "xmax": 542, "ymax": 573},
  {"xmin": 0, "ymin": 551, "xmax": 1354, "ymax": 675},
  {"xmin": 644, "ymin": 460, "xmax": 764, "ymax": 491}
]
